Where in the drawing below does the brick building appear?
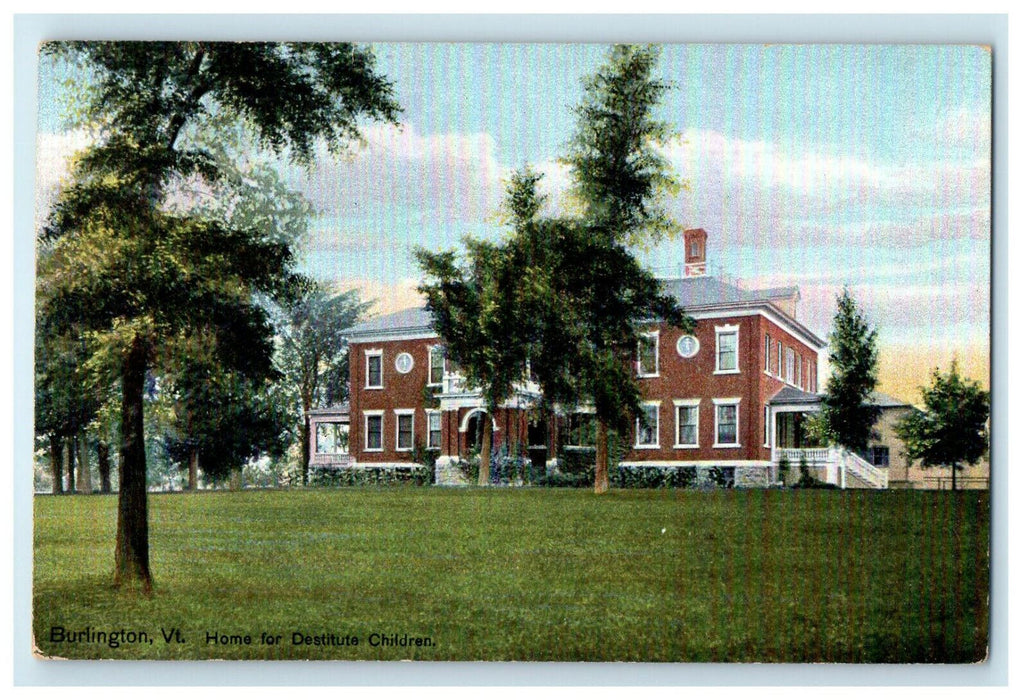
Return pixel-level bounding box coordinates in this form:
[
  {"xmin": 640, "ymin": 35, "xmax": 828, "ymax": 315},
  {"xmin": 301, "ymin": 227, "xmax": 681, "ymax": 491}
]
[{"xmin": 317, "ymin": 228, "xmax": 898, "ymax": 488}]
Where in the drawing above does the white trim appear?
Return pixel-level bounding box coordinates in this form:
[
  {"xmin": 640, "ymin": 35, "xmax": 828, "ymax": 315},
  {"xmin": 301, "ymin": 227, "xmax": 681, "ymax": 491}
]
[
  {"xmin": 364, "ymin": 348, "xmax": 384, "ymax": 390},
  {"xmin": 348, "ymin": 330, "xmax": 438, "ymax": 344},
  {"xmin": 394, "ymin": 352, "xmax": 414, "ymax": 374},
  {"xmin": 673, "ymin": 401, "xmax": 700, "ymax": 449},
  {"xmin": 763, "ymin": 405, "xmax": 771, "ymax": 448},
  {"xmin": 427, "ymin": 344, "xmax": 445, "ymax": 387},
  {"xmin": 635, "ymin": 401, "xmax": 661, "ymax": 449},
  {"xmin": 712, "ymin": 397, "xmax": 741, "ymax": 448},
  {"xmin": 458, "ymin": 409, "xmax": 498, "ymax": 433},
  {"xmin": 619, "ymin": 460, "xmax": 772, "ymax": 468},
  {"xmin": 394, "ymin": 409, "xmax": 415, "ymax": 452},
  {"xmin": 714, "ymin": 324, "xmax": 740, "ymax": 374},
  {"xmin": 678, "ymin": 307, "xmax": 824, "ymax": 352},
  {"xmin": 425, "ymin": 409, "xmax": 442, "ymax": 450},
  {"xmin": 777, "ymin": 341, "xmax": 783, "ymax": 378},
  {"xmin": 363, "ymin": 410, "xmax": 384, "ymax": 452},
  {"xmin": 637, "ymin": 330, "xmax": 660, "ymax": 378},
  {"xmin": 348, "ymin": 461, "xmax": 427, "ymax": 470}
]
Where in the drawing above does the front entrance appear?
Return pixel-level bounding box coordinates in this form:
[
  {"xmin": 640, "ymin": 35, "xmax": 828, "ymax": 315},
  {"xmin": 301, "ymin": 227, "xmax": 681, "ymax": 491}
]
[{"xmin": 775, "ymin": 411, "xmax": 819, "ymax": 449}]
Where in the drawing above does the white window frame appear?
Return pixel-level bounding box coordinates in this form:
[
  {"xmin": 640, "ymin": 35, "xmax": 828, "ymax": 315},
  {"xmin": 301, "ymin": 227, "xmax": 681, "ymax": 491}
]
[
  {"xmin": 712, "ymin": 398, "xmax": 742, "ymax": 448},
  {"xmin": 713, "ymin": 324, "xmax": 740, "ymax": 374},
  {"xmin": 427, "ymin": 345, "xmax": 445, "ymax": 387},
  {"xmin": 673, "ymin": 399, "xmax": 701, "ymax": 449},
  {"xmin": 786, "ymin": 347, "xmax": 796, "ymax": 386},
  {"xmin": 764, "ymin": 333, "xmax": 771, "ymax": 373},
  {"xmin": 425, "ymin": 409, "xmax": 442, "ymax": 450},
  {"xmin": 635, "ymin": 401, "xmax": 661, "ymax": 449},
  {"xmin": 365, "ymin": 348, "xmax": 384, "ymax": 390},
  {"xmin": 363, "ymin": 410, "xmax": 384, "ymax": 452},
  {"xmin": 763, "ymin": 405, "xmax": 771, "ymax": 448},
  {"xmin": 637, "ymin": 330, "xmax": 660, "ymax": 378},
  {"xmin": 777, "ymin": 341, "xmax": 783, "ymax": 378},
  {"xmin": 394, "ymin": 409, "xmax": 415, "ymax": 452}
]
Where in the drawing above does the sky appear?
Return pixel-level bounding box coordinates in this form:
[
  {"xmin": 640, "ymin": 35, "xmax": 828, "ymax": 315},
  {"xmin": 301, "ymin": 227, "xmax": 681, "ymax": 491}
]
[{"xmin": 35, "ymin": 43, "xmax": 992, "ymax": 403}]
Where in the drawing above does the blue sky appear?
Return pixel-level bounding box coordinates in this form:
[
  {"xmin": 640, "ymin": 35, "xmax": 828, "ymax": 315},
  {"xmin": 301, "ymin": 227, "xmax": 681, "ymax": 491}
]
[{"xmin": 36, "ymin": 43, "xmax": 992, "ymax": 394}]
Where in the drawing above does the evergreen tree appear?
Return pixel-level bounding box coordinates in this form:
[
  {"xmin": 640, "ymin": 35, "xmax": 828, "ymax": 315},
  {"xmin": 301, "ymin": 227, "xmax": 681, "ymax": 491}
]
[
  {"xmin": 819, "ymin": 288, "xmax": 881, "ymax": 453},
  {"xmin": 560, "ymin": 44, "xmax": 692, "ymax": 493},
  {"xmin": 896, "ymin": 360, "xmax": 990, "ymax": 491},
  {"xmin": 37, "ymin": 41, "xmax": 399, "ymax": 593}
]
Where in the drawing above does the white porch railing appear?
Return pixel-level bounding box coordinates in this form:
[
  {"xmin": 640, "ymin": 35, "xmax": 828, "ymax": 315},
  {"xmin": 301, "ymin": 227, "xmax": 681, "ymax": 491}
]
[
  {"xmin": 840, "ymin": 449, "xmax": 889, "ymax": 489},
  {"xmin": 773, "ymin": 447, "xmax": 888, "ymax": 489}
]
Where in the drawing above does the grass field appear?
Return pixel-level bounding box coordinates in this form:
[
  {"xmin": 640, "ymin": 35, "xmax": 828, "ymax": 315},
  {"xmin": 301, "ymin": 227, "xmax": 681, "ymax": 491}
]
[{"xmin": 33, "ymin": 487, "xmax": 989, "ymax": 662}]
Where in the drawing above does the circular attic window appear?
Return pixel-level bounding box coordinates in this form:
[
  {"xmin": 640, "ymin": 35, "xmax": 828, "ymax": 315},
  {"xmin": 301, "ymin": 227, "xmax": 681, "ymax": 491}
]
[
  {"xmin": 394, "ymin": 352, "xmax": 414, "ymax": 374},
  {"xmin": 676, "ymin": 335, "xmax": 700, "ymax": 358}
]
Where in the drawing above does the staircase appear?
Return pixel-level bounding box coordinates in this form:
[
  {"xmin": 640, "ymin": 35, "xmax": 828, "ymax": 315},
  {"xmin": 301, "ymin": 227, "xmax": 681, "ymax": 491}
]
[{"xmin": 774, "ymin": 447, "xmax": 888, "ymax": 489}]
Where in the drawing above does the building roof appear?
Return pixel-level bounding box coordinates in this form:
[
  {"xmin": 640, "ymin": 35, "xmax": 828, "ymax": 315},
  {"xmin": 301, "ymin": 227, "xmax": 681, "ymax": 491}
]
[
  {"xmin": 769, "ymin": 386, "xmax": 823, "ymax": 406},
  {"xmin": 869, "ymin": 391, "xmax": 911, "ymax": 408},
  {"xmin": 345, "ymin": 276, "xmax": 822, "ymax": 346},
  {"xmin": 346, "ymin": 307, "xmax": 435, "ymax": 339},
  {"xmin": 307, "ymin": 402, "xmax": 350, "ymax": 419},
  {"xmin": 660, "ymin": 277, "xmax": 799, "ymax": 309}
]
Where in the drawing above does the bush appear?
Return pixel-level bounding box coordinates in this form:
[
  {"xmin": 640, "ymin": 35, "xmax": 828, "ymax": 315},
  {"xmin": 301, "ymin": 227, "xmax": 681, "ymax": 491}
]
[
  {"xmin": 309, "ymin": 465, "xmax": 431, "ymax": 487},
  {"xmin": 536, "ymin": 472, "xmax": 592, "ymax": 488}
]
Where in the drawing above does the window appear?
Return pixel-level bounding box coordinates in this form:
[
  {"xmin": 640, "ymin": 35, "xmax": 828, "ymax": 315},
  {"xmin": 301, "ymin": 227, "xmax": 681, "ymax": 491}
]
[
  {"xmin": 786, "ymin": 347, "xmax": 796, "ymax": 385},
  {"xmin": 637, "ymin": 332, "xmax": 659, "ymax": 376},
  {"xmin": 395, "ymin": 410, "xmax": 414, "ymax": 451},
  {"xmin": 394, "ymin": 352, "xmax": 414, "ymax": 374},
  {"xmin": 674, "ymin": 400, "xmax": 700, "ymax": 448},
  {"xmin": 426, "ymin": 411, "xmax": 442, "ymax": 449},
  {"xmin": 365, "ymin": 350, "xmax": 383, "ymax": 389},
  {"xmin": 635, "ymin": 402, "xmax": 660, "ymax": 448},
  {"xmin": 764, "ymin": 334, "xmax": 771, "ymax": 372},
  {"xmin": 796, "ymin": 354, "xmax": 802, "ymax": 388},
  {"xmin": 690, "ymin": 241, "xmax": 699, "ymax": 257},
  {"xmin": 811, "ymin": 362, "xmax": 817, "ymax": 392},
  {"xmin": 565, "ymin": 412, "xmax": 596, "ymax": 447},
  {"xmin": 777, "ymin": 341, "xmax": 783, "ymax": 378},
  {"xmin": 715, "ymin": 325, "xmax": 739, "ymax": 373},
  {"xmin": 713, "ymin": 398, "xmax": 740, "ymax": 447},
  {"xmin": 315, "ymin": 422, "xmax": 348, "ymax": 455},
  {"xmin": 763, "ymin": 405, "xmax": 770, "ymax": 447},
  {"xmin": 364, "ymin": 412, "xmax": 383, "ymax": 451},
  {"xmin": 428, "ymin": 346, "xmax": 445, "ymax": 386},
  {"xmin": 676, "ymin": 334, "xmax": 699, "ymax": 358}
]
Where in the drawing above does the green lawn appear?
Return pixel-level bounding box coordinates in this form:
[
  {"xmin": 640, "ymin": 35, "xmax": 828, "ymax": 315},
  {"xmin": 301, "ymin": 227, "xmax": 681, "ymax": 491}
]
[{"xmin": 33, "ymin": 487, "xmax": 989, "ymax": 662}]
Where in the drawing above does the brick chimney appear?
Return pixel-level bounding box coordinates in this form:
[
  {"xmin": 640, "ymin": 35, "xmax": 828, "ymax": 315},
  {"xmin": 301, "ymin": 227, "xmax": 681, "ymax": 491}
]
[{"xmin": 683, "ymin": 228, "xmax": 707, "ymax": 277}]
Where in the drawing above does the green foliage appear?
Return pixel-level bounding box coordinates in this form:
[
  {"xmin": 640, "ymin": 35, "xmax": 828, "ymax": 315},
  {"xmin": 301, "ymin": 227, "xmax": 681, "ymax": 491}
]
[
  {"xmin": 37, "ymin": 41, "xmax": 401, "ymax": 587},
  {"xmin": 308, "ymin": 466, "xmax": 431, "ymax": 487},
  {"xmin": 610, "ymin": 465, "xmax": 700, "ymax": 489},
  {"xmin": 564, "ymin": 44, "xmax": 683, "ymax": 244},
  {"xmin": 896, "ymin": 360, "xmax": 990, "ymax": 486},
  {"xmin": 822, "ymin": 288, "xmax": 881, "ymax": 452}
]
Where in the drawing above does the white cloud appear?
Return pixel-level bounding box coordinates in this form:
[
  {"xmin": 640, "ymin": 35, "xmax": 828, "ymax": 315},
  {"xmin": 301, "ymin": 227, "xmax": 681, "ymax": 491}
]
[
  {"xmin": 336, "ymin": 277, "xmax": 425, "ymax": 318},
  {"xmin": 288, "ymin": 122, "xmax": 510, "ymax": 230},
  {"xmin": 659, "ymin": 128, "xmax": 991, "ymax": 249}
]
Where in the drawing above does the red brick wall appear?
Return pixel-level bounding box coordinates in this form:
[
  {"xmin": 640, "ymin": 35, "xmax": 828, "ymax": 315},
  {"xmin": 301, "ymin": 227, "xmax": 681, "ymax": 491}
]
[
  {"xmin": 350, "ymin": 310, "xmax": 820, "ymax": 466},
  {"xmin": 625, "ymin": 313, "xmax": 819, "ymax": 463}
]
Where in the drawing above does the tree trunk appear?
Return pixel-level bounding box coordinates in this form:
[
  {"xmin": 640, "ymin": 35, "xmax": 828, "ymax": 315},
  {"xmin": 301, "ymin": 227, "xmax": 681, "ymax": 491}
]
[
  {"xmin": 49, "ymin": 434, "xmax": 63, "ymax": 495},
  {"xmin": 952, "ymin": 462, "xmax": 958, "ymax": 491},
  {"xmin": 478, "ymin": 414, "xmax": 491, "ymax": 486},
  {"xmin": 300, "ymin": 414, "xmax": 311, "ymax": 487},
  {"xmin": 77, "ymin": 432, "xmax": 93, "ymax": 494},
  {"xmin": 65, "ymin": 437, "xmax": 76, "ymax": 494},
  {"xmin": 114, "ymin": 336, "xmax": 153, "ymax": 594},
  {"xmin": 229, "ymin": 466, "xmax": 243, "ymax": 491},
  {"xmin": 97, "ymin": 441, "xmax": 112, "ymax": 494},
  {"xmin": 594, "ymin": 418, "xmax": 609, "ymax": 494},
  {"xmin": 187, "ymin": 446, "xmax": 199, "ymax": 491}
]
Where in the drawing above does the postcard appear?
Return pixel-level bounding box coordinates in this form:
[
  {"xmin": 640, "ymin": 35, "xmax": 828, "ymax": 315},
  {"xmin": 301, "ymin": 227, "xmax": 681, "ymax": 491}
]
[{"xmin": 31, "ymin": 39, "xmax": 991, "ymax": 665}]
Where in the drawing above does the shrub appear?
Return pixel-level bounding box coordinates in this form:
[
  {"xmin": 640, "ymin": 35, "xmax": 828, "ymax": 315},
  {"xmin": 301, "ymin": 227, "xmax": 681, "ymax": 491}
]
[{"xmin": 309, "ymin": 465, "xmax": 429, "ymax": 487}]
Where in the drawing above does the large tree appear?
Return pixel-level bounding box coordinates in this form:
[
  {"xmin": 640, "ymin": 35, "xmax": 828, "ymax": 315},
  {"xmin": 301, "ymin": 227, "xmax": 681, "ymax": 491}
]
[
  {"xmin": 895, "ymin": 360, "xmax": 990, "ymax": 491},
  {"xmin": 38, "ymin": 42, "xmax": 399, "ymax": 592},
  {"xmin": 560, "ymin": 44, "xmax": 692, "ymax": 493},
  {"xmin": 416, "ymin": 237, "xmax": 536, "ymax": 485},
  {"xmin": 275, "ymin": 283, "xmax": 370, "ymax": 485},
  {"xmin": 818, "ymin": 288, "xmax": 881, "ymax": 453}
]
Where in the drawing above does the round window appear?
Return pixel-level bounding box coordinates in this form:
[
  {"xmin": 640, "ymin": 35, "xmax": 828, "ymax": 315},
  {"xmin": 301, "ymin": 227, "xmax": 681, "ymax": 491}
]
[
  {"xmin": 394, "ymin": 352, "xmax": 414, "ymax": 374},
  {"xmin": 676, "ymin": 335, "xmax": 700, "ymax": 358}
]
